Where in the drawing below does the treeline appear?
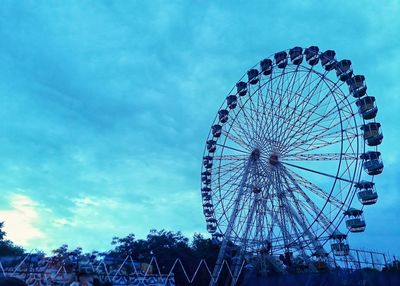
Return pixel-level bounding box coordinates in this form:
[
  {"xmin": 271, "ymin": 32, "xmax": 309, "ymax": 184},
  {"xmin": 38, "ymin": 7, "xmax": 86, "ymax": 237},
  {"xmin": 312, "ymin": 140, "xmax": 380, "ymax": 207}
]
[
  {"xmin": 0, "ymin": 222, "xmax": 24, "ymax": 257},
  {"xmin": 52, "ymin": 230, "xmax": 221, "ymax": 271},
  {"xmin": 1, "ymin": 223, "xmax": 224, "ymax": 285},
  {"xmin": 0, "ymin": 222, "xmax": 221, "ymax": 271}
]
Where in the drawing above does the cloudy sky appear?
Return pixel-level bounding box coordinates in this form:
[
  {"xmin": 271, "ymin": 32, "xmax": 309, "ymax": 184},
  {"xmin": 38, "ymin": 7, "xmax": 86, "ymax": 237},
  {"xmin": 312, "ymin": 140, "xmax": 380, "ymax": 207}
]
[{"xmin": 0, "ymin": 1, "xmax": 399, "ymax": 256}]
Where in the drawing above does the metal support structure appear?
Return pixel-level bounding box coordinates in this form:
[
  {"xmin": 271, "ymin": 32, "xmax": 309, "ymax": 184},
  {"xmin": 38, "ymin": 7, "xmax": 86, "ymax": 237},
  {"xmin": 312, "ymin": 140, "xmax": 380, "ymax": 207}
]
[
  {"xmin": 230, "ymin": 192, "xmax": 260, "ymax": 286},
  {"xmin": 209, "ymin": 156, "xmax": 255, "ymax": 286}
]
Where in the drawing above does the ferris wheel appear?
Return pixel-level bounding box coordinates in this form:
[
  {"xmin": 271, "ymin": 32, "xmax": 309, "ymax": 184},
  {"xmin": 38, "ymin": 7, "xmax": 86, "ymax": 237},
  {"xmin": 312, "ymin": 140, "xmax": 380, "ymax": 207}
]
[{"xmin": 200, "ymin": 46, "xmax": 383, "ymax": 284}]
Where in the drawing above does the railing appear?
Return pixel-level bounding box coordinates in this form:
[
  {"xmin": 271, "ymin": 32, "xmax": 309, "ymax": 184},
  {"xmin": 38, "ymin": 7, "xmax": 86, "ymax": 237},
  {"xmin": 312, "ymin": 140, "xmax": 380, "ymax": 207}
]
[{"xmin": 1, "ymin": 249, "xmax": 399, "ymax": 286}]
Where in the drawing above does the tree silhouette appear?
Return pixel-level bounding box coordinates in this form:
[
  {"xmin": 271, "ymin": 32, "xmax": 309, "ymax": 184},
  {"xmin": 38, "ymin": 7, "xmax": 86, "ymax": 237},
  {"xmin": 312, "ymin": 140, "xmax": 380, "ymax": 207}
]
[{"xmin": 0, "ymin": 222, "xmax": 24, "ymax": 256}]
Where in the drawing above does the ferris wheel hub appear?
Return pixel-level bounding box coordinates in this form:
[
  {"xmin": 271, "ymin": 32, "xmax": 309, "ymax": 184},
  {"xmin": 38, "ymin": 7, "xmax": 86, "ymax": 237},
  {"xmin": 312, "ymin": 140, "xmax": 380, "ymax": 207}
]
[
  {"xmin": 251, "ymin": 148, "xmax": 261, "ymax": 161},
  {"xmin": 269, "ymin": 154, "xmax": 279, "ymax": 165}
]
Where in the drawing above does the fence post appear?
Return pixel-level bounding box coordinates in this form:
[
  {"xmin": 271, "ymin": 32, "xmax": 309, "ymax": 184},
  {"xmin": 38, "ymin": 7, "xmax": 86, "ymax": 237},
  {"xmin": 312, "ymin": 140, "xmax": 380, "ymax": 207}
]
[
  {"xmin": 356, "ymin": 250, "xmax": 361, "ymax": 269},
  {"xmin": 370, "ymin": 252, "xmax": 375, "ymax": 269}
]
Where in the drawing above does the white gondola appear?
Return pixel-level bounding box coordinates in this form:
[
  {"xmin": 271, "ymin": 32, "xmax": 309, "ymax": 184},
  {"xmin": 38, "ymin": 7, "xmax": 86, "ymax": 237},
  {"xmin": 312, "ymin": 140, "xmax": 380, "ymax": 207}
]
[
  {"xmin": 260, "ymin": 58, "xmax": 273, "ymax": 75},
  {"xmin": 320, "ymin": 50, "xmax": 336, "ymax": 71},
  {"xmin": 203, "ymin": 156, "xmax": 213, "ymax": 169},
  {"xmin": 207, "ymin": 140, "xmax": 217, "ymax": 153},
  {"xmin": 201, "ymin": 171, "xmax": 211, "ymax": 185},
  {"xmin": 212, "ymin": 124, "xmax": 222, "ymax": 138},
  {"xmin": 355, "ymin": 181, "xmax": 378, "ymax": 205},
  {"xmin": 212, "ymin": 232, "xmax": 223, "ymax": 243},
  {"xmin": 207, "ymin": 217, "xmax": 217, "ymax": 233},
  {"xmin": 330, "ymin": 231, "xmax": 350, "ymax": 256},
  {"xmin": 360, "ymin": 151, "xmax": 384, "ymax": 175},
  {"xmin": 218, "ymin": 109, "xmax": 229, "ymax": 123},
  {"xmin": 335, "ymin": 59, "xmax": 353, "ymax": 81},
  {"xmin": 274, "ymin": 51, "xmax": 288, "ymax": 68},
  {"xmin": 226, "ymin": 95, "xmax": 237, "ymax": 109},
  {"xmin": 201, "ymin": 187, "xmax": 211, "ymax": 196},
  {"xmin": 247, "ymin": 69, "xmax": 259, "ymax": 85},
  {"xmin": 202, "ymin": 201, "xmax": 213, "ymax": 219},
  {"xmin": 236, "ymin": 81, "xmax": 247, "ymax": 96},
  {"xmin": 361, "ymin": 122, "xmax": 383, "ymax": 146},
  {"xmin": 305, "ymin": 46, "xmax": 319, "ymax": 65},
  {"xmin": 356, "ymin": 96, "xmax": 377, "ymax": 120},
  {"xmin": 289, "ymin": 46, "xmax": 303, "ymax": 65},
  {"xmin": 348, "ymin": 75, "xmax": 367, "ymax": 98},
  {"xmin": 344, "ymin": 208, "xmax": 366, "ymax": 232}
]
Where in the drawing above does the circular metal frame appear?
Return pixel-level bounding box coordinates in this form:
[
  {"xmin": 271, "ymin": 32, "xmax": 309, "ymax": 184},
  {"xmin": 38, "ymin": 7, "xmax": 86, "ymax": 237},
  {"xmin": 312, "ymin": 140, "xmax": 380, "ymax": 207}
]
[{"xmin": 201, "ymin": 47, "xmax": 382, "ymax": 260}]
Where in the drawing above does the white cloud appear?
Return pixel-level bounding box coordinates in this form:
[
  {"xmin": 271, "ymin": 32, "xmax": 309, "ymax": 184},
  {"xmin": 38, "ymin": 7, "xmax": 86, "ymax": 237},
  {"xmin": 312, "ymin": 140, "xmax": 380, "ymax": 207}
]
[{"xmin": 0, "ymin": 194, "xmax": 44, "ymax": 246}]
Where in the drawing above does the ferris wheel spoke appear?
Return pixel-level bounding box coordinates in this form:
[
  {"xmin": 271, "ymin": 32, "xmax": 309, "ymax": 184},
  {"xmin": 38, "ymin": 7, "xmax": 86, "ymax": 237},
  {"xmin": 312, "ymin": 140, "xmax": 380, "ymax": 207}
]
[
  {"xmin": 221, "ymin": 130, "xmax": 252, "ymax": 150},
  {"xmin": 275, "ymin": 70, "xmax": 329, "ymax": 145},
  {"xmin": 279, "ymin": 161, "xmax": 353, "ymax": 183},
  {"xmin": 247, "ymin": 85, "xmax": 267, "ymax": 144},
  {"xmin": 283, "ymin": 153, "xmax": 357, "ymax": 161},
  {"xmin": 282, "ymin": 166, "xmax": 345, "ymax": 209},
  {"xmin": 279, "ymin": 168, "xmax": 332, "ymax": 239},
  {"xmin": 215, "ymin": 161, "xmax": 252, "ymax": 219},
  {"xmin": 266, "ymin": 70, "xmax": 292, "ymax": 145},
  {"xmin": 282, "ymin": 126, "xmax": 357, "ymax": 156},
  {"xmin": 278, "ymin": 169, "xmax": 321, "ymax": 240},
  {"xmin": 279, "ymin": 79, "xmax": 346, "ymax": 151},
  {"xmin": 257, "ymin": 164, "xmax": 281, "ymax": 244},
  {"xmin": 279, "ymin": 167, "xmax": 338, "ymax": 235},
  {"xmin": 270, "ymin": 172, "xmax": 292, "ymax": 248},
  {"xmin": 284, "ymin": 107, "xmax": 355, "ymax": 151},
  {"xmin": 213, "ymin": 154, "xmax": 248, "ymax": 161},
  {"xmin": 295, "ymin": 79, "xmax": 346, "ymax": 127},
  {"xmin": 284, "ymin": 135, "xmax": 352, "ymax": 158},
  {"xmin": 216, "ymin": 143, "xmax": 248, "ymax": 154},
  {"xmin": 282, "ymin": 89, "xmax": 354, "ymax": 153},
  {"xmin": 275, "ymin": 72, "xmax": 332, "ymax": 147},
  {"xmin": 215, "ymin": 159, "xmax": 245, "ymax": 171},
  {"xmin": 234, "ymin": 96, "xmax": 262, "ymax": 144},
  {"xmin": 213, "ymin": 165, "xmax": 244, "ymax": 185},
  {"xmin": 226, "ymin": 121, "xmax": 254, "ymax": 150},
  {"xmin": 224, "ymin": 104, "xmax": 256, "ymax": 149},
  {"xmin": 273, "ymin": 68, "xmax": 303, "ymax": 143}
]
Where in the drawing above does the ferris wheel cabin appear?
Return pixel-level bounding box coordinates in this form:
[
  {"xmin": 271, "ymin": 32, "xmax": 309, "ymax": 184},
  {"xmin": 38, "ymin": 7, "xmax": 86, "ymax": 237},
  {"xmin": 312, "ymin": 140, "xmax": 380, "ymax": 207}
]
[
  {"xmin": 320, "ymin": 50, "xmax": 336, "ymax": 71},
  {"xmin": 260, "ymin": 58, "xmax": 273, "ymax": 75},
  {"xmin": 289, "ymin": 46, "xmax": 303, "ymax": 65},
  {"xmin": 236, "ymin": 81, "xmax": 247, "ymax": 96},
  {"xmin": 202, "ymin": 200, "xmax": 213, "ymax": 214},
  {"xmin": 206, "ymin": 140, "xmax": 216, "ymax": 153},
  {"xmin": 226, "ymin": 95, "xmax": 237, "ymax": 109},
  {"xmin": 344, "ymin": 208, "xmax": 366, "ymax": 232},
  {"xmin": 203, "ymin": 155, "xmax": 213, "ymax": 169},
  {"xmin": 304, "ymin": 46, "xmax": 319, "ymax": 65},
  {"xmin": 356, "ymin": 96, "xmax": 378, "ymax": 120},
  {"xmin": 348, "ymin": 75, "xmax": 367, "ymax": 98},
  {"xmin": 274, "ymin": 51, "xmax": 288, "ymax": 68},
  {"xmin": 201, "ymin": 170, "xmax": 211, "ymax": 185},
  {"xmin": 330, "ymin": 231, "xmax": 350, "ymax": 256},
  {"xmin": 206, "ymin": 217, "xmax": 217, "ymax": 233},
  {"xmin": 212, "ymin": 232, "xmax": 223, "ymax": 243},
  {"xmin": 361, "ymin": 122, "xmax": 383, "ymax": 146},
  {"xmin": 335, "ymin": 59, "xmax": 353, "ymax": 81},
  {"xmin": 355, "ymin": 181, "xmax": 378, "ymax": 205},
  {"xmin": 247, "ymin": 68, "xmax": 259, "ymax": 84},
  {"xmin": 218, "ymin": 109, "xmax": 229, "ymax": 123},
  {"xmin": 211, "ymin": 124, "xmax": 222, "ymax": 138},
  {"xmin": 361, "ymin": 151, "xmax": 384, "ymax": 175}
]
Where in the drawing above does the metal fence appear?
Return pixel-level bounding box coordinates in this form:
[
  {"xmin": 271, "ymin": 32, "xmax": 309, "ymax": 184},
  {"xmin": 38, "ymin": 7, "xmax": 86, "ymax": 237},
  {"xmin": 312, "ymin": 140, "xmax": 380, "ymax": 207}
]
[{"xmin": 1, "ymin": 248, "xmax": 399, "ymax": 286}]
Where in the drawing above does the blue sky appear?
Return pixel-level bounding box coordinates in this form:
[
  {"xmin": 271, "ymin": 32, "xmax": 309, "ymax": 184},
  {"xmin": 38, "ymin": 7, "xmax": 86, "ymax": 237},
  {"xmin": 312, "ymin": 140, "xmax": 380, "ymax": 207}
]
[{"xmin": 0, "ymin": 0, "xmax": 399, "ymax": 255}]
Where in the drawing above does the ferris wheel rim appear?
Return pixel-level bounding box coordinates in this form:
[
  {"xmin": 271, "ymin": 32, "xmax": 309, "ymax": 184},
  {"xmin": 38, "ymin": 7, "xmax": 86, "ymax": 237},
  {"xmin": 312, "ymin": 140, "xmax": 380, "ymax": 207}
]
[{"xmin": 201, "ymin": 46, "xmax": 382, "ymax": 258}]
